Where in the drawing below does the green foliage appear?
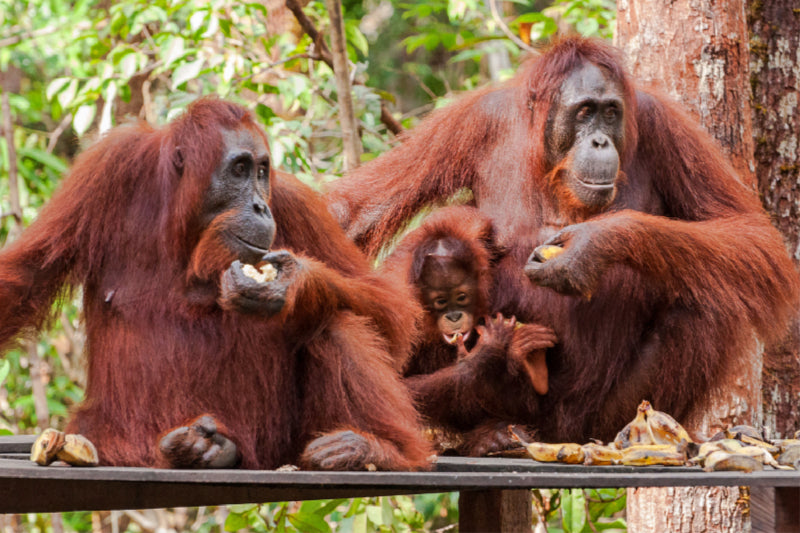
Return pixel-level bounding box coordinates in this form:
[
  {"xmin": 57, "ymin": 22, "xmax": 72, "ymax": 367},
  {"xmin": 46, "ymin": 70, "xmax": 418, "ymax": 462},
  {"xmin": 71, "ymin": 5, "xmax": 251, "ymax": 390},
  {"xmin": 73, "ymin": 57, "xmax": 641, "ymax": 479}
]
[{"xmin": 537, "ymin": 488, "xmax": 626, "ymax": 532}]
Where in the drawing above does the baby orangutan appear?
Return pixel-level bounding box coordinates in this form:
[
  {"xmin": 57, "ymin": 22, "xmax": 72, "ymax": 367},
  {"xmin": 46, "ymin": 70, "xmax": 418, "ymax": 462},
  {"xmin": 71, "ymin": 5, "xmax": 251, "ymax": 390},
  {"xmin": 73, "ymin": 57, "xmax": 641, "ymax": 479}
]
[{"xmin": 382, "ymin": 206, "xmax": 557, "ymax": 456}]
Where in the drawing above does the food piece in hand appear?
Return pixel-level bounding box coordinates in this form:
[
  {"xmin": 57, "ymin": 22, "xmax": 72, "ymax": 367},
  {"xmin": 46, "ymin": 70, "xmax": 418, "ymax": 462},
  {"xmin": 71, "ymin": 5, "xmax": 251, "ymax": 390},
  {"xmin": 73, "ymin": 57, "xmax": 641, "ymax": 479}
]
[
  {"xmin": 242, "ymin": 263, "xmax": 278, "ymax": 283},
  {"xmin": 531, "ymin": 244, "xmax": 565, "ymax": 262}
]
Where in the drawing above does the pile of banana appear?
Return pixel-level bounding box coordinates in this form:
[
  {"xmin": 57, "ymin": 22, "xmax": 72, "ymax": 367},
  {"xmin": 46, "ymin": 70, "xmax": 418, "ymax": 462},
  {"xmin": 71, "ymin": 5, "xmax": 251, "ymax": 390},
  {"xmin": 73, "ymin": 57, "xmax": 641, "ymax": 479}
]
[{"xmin": 511, "ymin": 400, "xmax": 800, "ymax": 472}]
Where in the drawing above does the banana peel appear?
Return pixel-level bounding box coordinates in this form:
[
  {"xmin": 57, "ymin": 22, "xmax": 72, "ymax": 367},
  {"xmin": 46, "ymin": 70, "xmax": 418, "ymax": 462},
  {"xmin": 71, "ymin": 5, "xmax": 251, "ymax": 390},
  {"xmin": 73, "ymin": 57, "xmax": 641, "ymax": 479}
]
[
  {"xmin": 30, "ymin": 429, "xmax": 99, "ymax": 467},
  {"xmin": 614, "ymin": 400, "xmax": 692, "ymax": 449}
]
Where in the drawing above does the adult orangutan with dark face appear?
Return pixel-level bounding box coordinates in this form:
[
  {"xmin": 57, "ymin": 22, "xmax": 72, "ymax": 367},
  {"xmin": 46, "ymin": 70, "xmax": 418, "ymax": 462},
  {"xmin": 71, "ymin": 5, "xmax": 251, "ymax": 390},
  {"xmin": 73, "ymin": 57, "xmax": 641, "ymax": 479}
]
[
  {"xmin": 0, "ymin": 98, "xmax": 431, "ymax": 470},
  {"xmin": 327, "ymin": 37, "xmax": 800, "ymax": 443}
]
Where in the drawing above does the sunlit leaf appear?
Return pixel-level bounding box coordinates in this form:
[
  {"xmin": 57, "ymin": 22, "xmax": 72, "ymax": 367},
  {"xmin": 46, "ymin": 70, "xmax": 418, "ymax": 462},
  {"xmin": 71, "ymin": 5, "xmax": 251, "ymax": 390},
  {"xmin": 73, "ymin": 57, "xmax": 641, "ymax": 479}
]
[
  {"xmin": 73, "ymin": 104, "xmax": 96, "ymax": 137},
  {"xmin": 46, "ymin": 78, "xmax": 71, "ymax": 102},
  {"xmin": 287, "ymin": 512, "xmax": 331, "ymax": 533},
  {"xmin": 0, "ymin": 359, "xmax": 9, "ymax": 385},
  {"xmin": 224, "ymin": 511, "xmax": 249, "ymax": 532},
  {"xmin": 561, "ymin": 489, "xmax": 587, "ymax": 533},
  {"xmin": 171, "ymin": 58, "xmax": 205, "ymax": 90}
]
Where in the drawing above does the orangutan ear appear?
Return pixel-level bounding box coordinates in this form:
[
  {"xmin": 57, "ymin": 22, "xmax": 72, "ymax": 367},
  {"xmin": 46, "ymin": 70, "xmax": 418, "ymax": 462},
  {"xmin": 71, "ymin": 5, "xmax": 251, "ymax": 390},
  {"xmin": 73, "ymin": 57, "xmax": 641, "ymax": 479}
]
[{"xmin": 174, "ymin": 146, "xmax": 185, "ymax": 173}]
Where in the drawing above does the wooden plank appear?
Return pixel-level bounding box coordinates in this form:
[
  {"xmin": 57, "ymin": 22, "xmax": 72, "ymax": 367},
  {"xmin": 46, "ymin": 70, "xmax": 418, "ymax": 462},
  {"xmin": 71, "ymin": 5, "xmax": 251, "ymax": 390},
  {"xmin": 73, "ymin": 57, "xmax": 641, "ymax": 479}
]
[
  {"xmin": 0, "ymin": 435, "xmax": 35, "ymax": 454},
  {"xmin": 0, "ymin": 453, "xmax": 798, "ymax": 513},
  {"xmin": 459, "ymin": 489, "xmax": 532, "ymax": 533}
]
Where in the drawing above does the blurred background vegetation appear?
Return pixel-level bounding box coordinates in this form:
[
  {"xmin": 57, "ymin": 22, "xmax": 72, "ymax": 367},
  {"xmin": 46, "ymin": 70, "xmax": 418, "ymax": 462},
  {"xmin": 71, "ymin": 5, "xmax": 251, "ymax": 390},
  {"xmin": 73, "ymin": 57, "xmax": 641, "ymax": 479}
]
[{"xmin": 0, "ymin": 0, "xmax": 620, "ymax": 531}]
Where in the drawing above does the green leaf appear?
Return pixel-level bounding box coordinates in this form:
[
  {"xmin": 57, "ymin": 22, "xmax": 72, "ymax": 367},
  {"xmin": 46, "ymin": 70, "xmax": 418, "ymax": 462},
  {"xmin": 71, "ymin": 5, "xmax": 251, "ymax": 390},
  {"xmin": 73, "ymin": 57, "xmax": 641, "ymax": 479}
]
[
  {"xmin": 228, "ymin": 504, "xmax": 258, "ymax": 514},
  {"xmin": 224, "ymin": 511, "xmax": 249, "ymax": 532},
  {"xmin": 345, "ymin": 20, "xmax": 369, "ymax": 56},
  {"xmin": 575, "ymin": 17, "xmax": 600, "ymax": 36},
  {"xmin": 46, "ymin": 78, "xmax": 71, "ymax": 102},
  {"xmin": 58, "ymin": 79, "xmax": 78, "ymax": 109},
  {"xmin": 381, "ymin": 497, "xmax": 394, "ymax": 525},
  {"xmin": 352, "ymin": 512, "xmax": 367, "ymax": 533},
  {"xmin": 73, "ymin": 104, "xmax": 96, "ymax": 137},
  {"xmin": 562, "ymin": 489, "xmax": 587, "ymax": 533},
  {"xmin": 16, "ymin": 147, "xmax": 69, "ymax": 174},
  {"xmin": 171, "ymin": 58, "xmax": 205, "ymax": 90},
  {"xmin": 162, "ymin": 37, "xmax": 185, "ymax": 69},
  {"xmin": 594, "ymin": 518, "xmax": 627, "ymax": 530},
  {"xmin": 0, "ymin": 429, "xmax": 12, "ymax": 436},
  {"xmin": 365, "ymin": 504, "xmax": 383, "ymax": 525},
  {"xmin": 0, "ymin": 359, "xmax": 9, "ymax": 385},
  {"xmin": 287, "ymin": 512, "xmax": 331, "ymax": 533}
]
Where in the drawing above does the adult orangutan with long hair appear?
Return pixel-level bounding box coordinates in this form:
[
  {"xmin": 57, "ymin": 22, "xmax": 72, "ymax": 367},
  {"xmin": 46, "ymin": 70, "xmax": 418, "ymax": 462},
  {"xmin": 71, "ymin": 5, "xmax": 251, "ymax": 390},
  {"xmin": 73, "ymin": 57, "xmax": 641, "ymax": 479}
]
[
  {"xmin": 327, "ymin": 37, "xmax": 800, "ymax": 443},
  {"xmin": 0, "ymin": 98, "xmax": 431, "ymax": 470}
]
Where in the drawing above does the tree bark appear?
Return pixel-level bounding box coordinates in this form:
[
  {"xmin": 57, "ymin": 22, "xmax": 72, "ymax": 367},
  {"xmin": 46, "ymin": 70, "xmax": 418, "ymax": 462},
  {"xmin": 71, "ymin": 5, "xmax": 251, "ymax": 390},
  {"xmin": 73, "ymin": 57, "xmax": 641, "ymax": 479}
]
[
  {"xmin": 748, "ymin": 0, "xmax": 800, "ymax": 441},
  {"xmin": 616, "ymin": 1, "xmax": 755, "ymax": 531},
  {"xmin": 324, "ymin": 0, "xmax": 362, "ymax": 171}
]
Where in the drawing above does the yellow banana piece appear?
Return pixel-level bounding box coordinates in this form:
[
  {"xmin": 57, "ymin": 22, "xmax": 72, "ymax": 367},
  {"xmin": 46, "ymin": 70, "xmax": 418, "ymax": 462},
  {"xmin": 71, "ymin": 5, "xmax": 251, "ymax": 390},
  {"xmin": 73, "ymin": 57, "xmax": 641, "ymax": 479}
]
[
  {"xmin": 56, "ymin": 434, "xmax": 99, "ymax": 467},
  {"xmin": 533, "ymin": 244, "xmax": 565, "ymax": 262},
  {"xmin": 555, "ymin": 443, "xmax": 585, "ymax": 464},
  {"xmin": 613, "ymin": 401, "xmax": 652, "ymax": 449},
  {"xmin": 582, "ymin": 443, "xmax": 622, "ymax": 465},
  {"xmin": 703, "ymin": 451, "xmax": 762, "ymax": 472},
  {"xmin": 642, "ymin": 402, "xmax": 693, "ymax": 445},
  {"xmin": 620, "ymin": 445, "xmax": 685, "ymax": 466},
  {"xmin": 30, "ymin": 428, "xmax": 66, "ymax": 466}
]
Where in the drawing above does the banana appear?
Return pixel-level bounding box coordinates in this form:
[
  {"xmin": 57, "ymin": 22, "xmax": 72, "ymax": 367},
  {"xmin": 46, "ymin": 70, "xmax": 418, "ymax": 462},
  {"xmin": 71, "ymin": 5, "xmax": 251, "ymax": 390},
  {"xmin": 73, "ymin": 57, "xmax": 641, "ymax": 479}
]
[
  {"xmin": 737, "ymin": 446, "xmax": 792, "ymax": 470},
  {"xmin": 620, "ymin": 445, "xmax": 685, "ymax": 466},
  {"xmin": 532, "ymin": 244, "xmax": 565, "ymax": 262},
  {"xmin": 30, "ymin": 428, "xmax": 66, "ymax": 466},
  {"xmin": 30, "ymin": 429, "xmax": 98, "ymax": 467},
  {"xmin": 555, "ymin": 443, "xmax": 585, "ymax": 464},
  {"xmin": 613, "ymin": 401, "xmax": 651, "ymax": 449},
  {"xmin": 644, "ymin": 403, "xmax": 693, "ymax": 445},
  {"xmin": 703, "ymin": 451, "xmax": 762, "ymax": 472},
  {"xmin": 737, "ymin": 434, "xmax": 779, "ymax": 455},
  {"xmin": 614, "ymin": 400, "xmax": 692, "ymax": 449},
  {"xmin": 777, "ymin": 445, "xmax": 800, "ymax": 469},
  {"xmin": 582, "ymin": 443, "xmax": 622, "ymax": 465},
  {"xmin": 56, "ymin": 434, "xmax": 99, "ymax": 467},
  {"xmin": 242, "ymin": 263, "xmax": 277, "ymax": 283}
]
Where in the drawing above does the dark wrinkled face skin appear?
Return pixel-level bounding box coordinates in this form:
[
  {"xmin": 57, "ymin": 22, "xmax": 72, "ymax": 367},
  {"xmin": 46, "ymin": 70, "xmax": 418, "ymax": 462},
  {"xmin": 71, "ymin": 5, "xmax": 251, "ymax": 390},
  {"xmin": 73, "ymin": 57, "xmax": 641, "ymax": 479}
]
[
  {"xmin": 202, "ymin": 128, "xmax": 276, "ymax": 265},
  {"xmin": 420, "ymin": 256, "xmax": 479, "ymax": 345},
  {"xmin": 546, "ymin": 62, "xmax": 626, "ymax": 209}
]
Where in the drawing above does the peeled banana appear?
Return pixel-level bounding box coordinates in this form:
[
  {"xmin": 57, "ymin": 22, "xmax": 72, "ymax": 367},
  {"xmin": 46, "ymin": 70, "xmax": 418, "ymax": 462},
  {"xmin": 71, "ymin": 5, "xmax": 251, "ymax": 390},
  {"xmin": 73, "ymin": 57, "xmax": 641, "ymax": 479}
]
[
  {"xmin": 703, "ymin": 451, "xmax": 763, "ymax": 473},
  {"xmin": 620, "ymin": 445, "xmax": 686, "ymax": 466},
  {"xmin": 532, "ymin": 244, "xmax": 565, "ymax": 262},
  {"xmin": 582, "ymin": 443, "xmax": 622, "ymax": 465}
]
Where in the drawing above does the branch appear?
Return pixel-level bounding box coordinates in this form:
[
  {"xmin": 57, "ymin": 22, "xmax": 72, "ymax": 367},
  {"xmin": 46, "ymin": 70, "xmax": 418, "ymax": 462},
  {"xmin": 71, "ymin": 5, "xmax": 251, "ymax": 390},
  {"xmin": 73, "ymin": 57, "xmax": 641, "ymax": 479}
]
[
  {"xmin": 487, "ymin": 0, "xmax": 539, "ymax": 55},
  {"xmin": 324, "ymin": 0, "xmax": 362, "ymax": 170},
  {"xmin": 1, "ymin": 91, "xmax": 22, "ymax": 231},
  {"xmin": 284, "ymin": 0, "xmax": 404, "ymax": 137}
]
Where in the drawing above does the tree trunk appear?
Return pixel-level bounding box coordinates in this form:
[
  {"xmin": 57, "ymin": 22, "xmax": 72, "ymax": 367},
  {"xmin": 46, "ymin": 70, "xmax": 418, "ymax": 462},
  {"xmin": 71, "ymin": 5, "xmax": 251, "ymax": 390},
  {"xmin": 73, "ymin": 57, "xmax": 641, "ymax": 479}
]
[
  {"xmin": 748, "ymin": 0, "xmax": 800, "ymax": 442},
  {"xmin": 324, "ymin": 0, "xmax": 362, "ymax": 171},
  {"xmin": 616, "ymin": 1, "xmax": 755, "ymax": 531}
]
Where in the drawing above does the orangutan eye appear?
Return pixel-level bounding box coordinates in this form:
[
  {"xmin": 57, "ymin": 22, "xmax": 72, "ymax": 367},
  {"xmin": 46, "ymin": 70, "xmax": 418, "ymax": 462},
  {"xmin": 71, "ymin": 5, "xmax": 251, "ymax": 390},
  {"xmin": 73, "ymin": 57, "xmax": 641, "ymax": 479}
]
[
  {"xmin": 576, "ymin": 104, "xmax": 594, "ymax": 121},
  {"xmin": 456, "ymin": 293, "xmax": 468, "ymax": 304}
]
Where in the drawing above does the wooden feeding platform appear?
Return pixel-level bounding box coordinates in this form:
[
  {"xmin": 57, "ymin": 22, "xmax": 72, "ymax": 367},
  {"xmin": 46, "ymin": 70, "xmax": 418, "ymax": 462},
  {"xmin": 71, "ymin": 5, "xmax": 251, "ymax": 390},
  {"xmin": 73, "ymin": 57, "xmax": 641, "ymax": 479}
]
[{"xmin": 1, "ymin": 436, "xmax": 797, "ymax": 532}]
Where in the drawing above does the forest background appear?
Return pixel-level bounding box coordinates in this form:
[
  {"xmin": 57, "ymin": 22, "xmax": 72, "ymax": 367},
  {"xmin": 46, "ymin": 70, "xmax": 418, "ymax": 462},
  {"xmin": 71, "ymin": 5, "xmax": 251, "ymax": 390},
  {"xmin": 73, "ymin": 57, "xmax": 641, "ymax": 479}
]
[{"xmin": 0, "ymin": 0, "xmax": 794, "ymax": 532}]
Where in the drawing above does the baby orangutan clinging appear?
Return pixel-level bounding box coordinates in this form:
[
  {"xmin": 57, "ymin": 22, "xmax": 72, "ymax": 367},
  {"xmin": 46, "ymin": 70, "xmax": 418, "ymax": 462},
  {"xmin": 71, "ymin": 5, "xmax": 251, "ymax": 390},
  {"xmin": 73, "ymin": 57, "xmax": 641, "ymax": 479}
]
[{"xmin": 381, "ymin": 206, "xmax": 557, "ymax": 456}]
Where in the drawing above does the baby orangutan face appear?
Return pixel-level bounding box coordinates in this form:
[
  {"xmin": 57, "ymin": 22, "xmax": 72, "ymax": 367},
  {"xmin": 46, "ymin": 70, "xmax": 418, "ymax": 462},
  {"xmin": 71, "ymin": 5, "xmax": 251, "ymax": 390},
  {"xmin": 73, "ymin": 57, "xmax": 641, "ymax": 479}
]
[{"xmin": 420, "ymin": 254, "xmax": 479, "ymax": 346}]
